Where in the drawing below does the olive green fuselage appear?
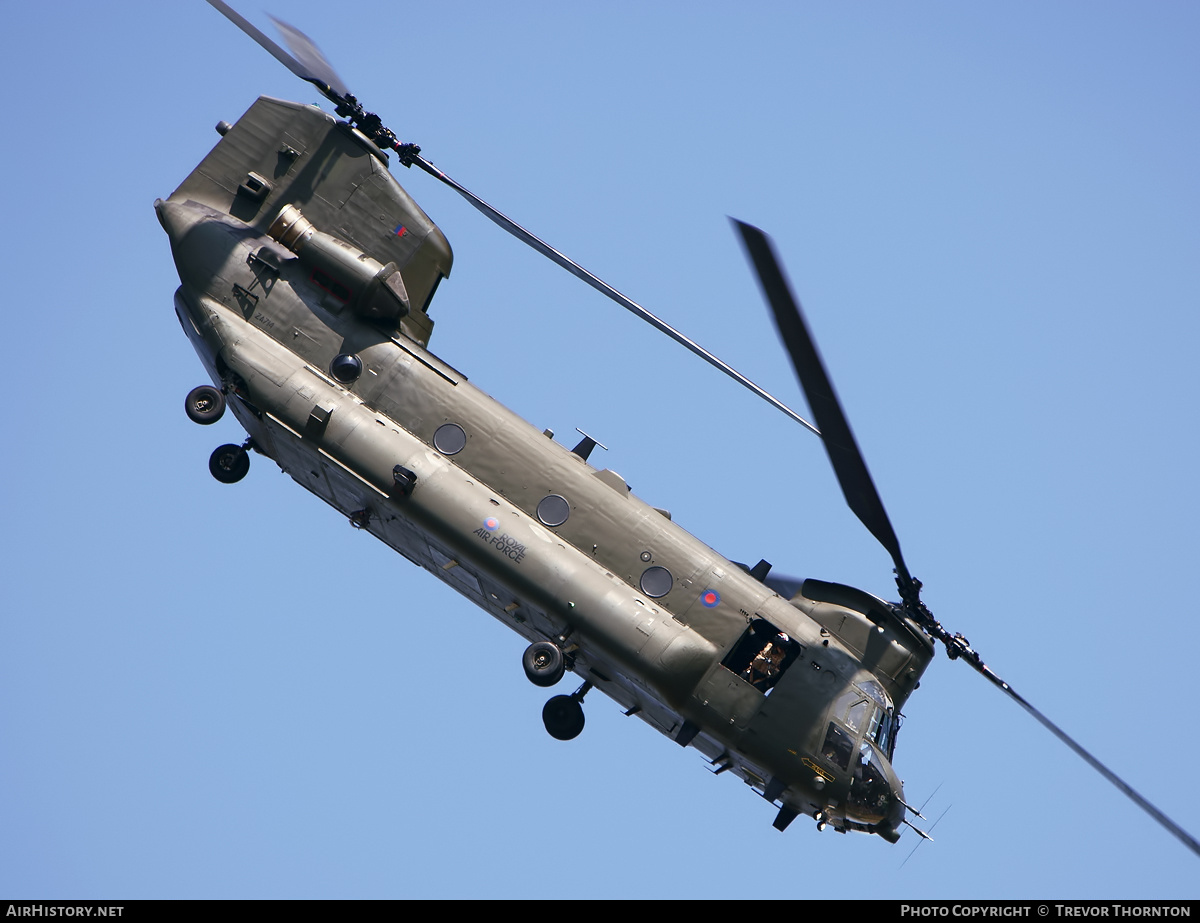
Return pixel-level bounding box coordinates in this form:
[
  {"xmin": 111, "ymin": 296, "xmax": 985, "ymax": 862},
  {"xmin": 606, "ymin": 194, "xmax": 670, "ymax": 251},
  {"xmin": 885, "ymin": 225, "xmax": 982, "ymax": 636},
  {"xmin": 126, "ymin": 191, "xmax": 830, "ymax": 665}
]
[{"xmin": 158, "ymin": 95, "xmax": 935, "ymax": 839}]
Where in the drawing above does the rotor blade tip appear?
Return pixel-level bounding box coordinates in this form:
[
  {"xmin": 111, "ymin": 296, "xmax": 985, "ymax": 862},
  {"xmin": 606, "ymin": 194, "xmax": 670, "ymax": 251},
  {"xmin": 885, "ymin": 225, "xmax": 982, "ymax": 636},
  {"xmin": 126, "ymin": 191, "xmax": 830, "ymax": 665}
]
[
  {"xmin": 729, "ymin": 216, "xmax": 762, "ymax": 237},
  {"xmin": 730, "ymin": 219, "xmax": 772, "ymax": 255}
]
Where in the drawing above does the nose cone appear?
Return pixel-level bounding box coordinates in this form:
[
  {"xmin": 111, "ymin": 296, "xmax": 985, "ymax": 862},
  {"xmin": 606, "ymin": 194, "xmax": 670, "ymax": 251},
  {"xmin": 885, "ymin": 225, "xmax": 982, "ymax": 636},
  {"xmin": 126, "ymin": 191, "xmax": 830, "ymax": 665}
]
[
  {"xmin": 845, "ymin": 741, "xmax": 906, "ymax": 836},
  {"xmin": 877, "ymin": 781, "xmax": 907, "ymax": 843}
]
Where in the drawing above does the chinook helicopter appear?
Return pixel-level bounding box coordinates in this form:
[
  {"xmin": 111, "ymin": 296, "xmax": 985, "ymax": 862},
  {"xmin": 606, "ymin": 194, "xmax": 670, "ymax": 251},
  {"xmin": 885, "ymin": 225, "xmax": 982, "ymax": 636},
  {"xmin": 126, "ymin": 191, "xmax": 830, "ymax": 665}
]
[{"xmin": 156, "ymin": 0, "xmax": 1200, "ymax": 852}]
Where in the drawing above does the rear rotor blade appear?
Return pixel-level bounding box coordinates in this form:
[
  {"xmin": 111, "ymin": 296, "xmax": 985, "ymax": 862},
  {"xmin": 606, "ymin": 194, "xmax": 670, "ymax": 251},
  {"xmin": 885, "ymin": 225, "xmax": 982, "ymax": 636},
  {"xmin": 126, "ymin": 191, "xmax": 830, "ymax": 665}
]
[
  {"xmin": 409, "ymin": 155, "xmax": 821, "ymax": 438},
  {"xmin": 269, "ymin": 15, "xmax": 349, "ymax": 99},
  {"xmin": 204, "ymin": 2, "xmax": 819, "ymax": 440},
  {"xmin": 733, "ymin": 219, "xmax": 910, "ymax": 585},
  {"xmin": 207, "ymin": 0, "xmax": 345, "ymax": 102}
]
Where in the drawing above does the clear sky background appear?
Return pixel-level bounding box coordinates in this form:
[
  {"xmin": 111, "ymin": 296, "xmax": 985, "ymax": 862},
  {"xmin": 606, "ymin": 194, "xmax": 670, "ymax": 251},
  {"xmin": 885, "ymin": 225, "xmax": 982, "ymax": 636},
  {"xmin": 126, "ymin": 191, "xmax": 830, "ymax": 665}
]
[{"xmin": 1, "ymin": 0, "xmax": 1198, "ymax": 900}]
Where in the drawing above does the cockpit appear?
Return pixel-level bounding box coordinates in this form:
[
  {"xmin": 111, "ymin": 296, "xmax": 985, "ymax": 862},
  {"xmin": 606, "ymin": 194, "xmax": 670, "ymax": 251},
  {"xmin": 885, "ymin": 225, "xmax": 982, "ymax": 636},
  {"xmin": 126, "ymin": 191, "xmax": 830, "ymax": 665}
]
[
  {"xmin": 822, "ymin": 679, "xmax": 905, "ymax": 832},
  {"xmin": 845, "ymin": 740, "xmax": 896, "ymax": 825}
]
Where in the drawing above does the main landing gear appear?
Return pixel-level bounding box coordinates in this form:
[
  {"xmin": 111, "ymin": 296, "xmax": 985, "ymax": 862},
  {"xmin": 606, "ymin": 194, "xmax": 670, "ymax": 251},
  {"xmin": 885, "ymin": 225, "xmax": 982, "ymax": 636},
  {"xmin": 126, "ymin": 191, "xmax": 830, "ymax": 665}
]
[
  {"xmin": 209, "ymin": 442, "xmax": 251, "ymax": 483},
  {"xmin": 542, "ymin": 682, "xmax": 592, "ymax": 741},
  {"xmin": 522, "ymin": 641, "xmax": 565, "ymax": 687},
  {"xmin": 185, "ymin": 385, "xmax": 226, "ymax": 425},
  {"xmin": 521, "ymin": 640, "xmax": 590, "ymax": 740},
  {"xmin": 185, "ymin": 384, "xmax": 251, "ymax": 484}
]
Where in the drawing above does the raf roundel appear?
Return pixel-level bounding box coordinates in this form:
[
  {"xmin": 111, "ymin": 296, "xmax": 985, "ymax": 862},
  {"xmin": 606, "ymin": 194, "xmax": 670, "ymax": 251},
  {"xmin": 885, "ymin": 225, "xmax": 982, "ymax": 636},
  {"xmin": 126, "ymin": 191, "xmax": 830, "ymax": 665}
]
[
  {"xmin": 483, "ymin": 517, "xmax": 500, "ymax": 532},
  {"xmin": 700, "ymin": 589, "xmax": 721, "ymax": 608}
]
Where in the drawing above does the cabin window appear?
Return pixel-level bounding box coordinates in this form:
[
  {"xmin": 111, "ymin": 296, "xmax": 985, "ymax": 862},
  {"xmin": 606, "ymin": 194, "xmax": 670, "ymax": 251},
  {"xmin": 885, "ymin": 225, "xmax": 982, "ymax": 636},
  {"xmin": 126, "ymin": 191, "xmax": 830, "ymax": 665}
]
[
  {"xmin": 537, "ymin": 495, "xmax": 570, "ymax": 527},
  {"xmin": 329, "ymin": 353, "xmax": 362, "ymax": 384},
  {"xmin": 639, "ymin": 566, "xmax": 673, "ymax": 598},
  {"xmin": 433, "ymin": 423, "xmax": 467, "ymax": 455},
  {"xmin": 720, "ymin": 618, "xmax": 803, "ymax": 695}
]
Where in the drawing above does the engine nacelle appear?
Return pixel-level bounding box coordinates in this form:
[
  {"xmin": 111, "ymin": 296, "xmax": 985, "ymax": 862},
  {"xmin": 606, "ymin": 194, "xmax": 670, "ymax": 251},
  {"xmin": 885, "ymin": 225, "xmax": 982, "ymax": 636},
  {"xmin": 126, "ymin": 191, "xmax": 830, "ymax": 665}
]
[{"xmin": 268, "ymin": 204, "xmax": 410, "ymax": 327}]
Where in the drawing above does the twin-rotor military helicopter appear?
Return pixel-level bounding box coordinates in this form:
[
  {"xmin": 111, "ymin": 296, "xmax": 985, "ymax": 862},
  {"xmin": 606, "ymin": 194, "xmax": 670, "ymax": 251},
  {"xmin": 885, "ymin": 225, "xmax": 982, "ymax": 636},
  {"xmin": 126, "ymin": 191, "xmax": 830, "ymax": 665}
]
[{"xmin": 157, "ymin": 0, "xmax": 1200, "ymax": 852}]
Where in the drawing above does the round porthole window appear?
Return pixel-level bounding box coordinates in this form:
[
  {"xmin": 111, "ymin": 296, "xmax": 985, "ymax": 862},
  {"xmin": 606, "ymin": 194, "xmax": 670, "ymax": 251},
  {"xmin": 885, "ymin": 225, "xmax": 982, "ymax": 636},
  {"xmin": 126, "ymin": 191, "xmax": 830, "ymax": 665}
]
[
  {"xmin": 640, "ymin": 565, "xmax": 673, "ymax": 599},
  {"xmin": 537, "ymin": 494, "xmax": 570, "ymax": 527},
  {"xmin": 329, "ymin": 353, "xmax": 362, "ymax": 383},
  {"xmin": 433, "ymin": 422, "xmax": 467, "ymax": 455}
]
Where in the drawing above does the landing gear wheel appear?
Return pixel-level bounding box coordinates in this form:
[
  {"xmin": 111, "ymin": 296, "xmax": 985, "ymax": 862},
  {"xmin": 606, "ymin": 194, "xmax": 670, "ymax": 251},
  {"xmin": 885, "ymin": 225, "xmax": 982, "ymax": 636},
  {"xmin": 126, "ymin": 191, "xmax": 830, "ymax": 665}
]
[
  {"xmin": 185, "ymin": 385, "xmax": 226, "ymax": 425},
  {"xmin": 542, "ymin": 694, "xmax": 585, "ymax": 741},
  {"xmin": 209, "ymin": 444, "xmax": 250, "ymax": 483},
  {"xmin": 523, "ymin": 641, "xmax": 565, "ymax": 687}
]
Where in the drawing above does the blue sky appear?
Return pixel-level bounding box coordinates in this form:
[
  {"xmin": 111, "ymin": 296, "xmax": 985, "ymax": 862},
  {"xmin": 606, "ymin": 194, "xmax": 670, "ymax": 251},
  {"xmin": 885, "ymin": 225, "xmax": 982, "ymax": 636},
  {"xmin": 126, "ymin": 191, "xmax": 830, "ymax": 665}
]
[{"xmin": 2, "ymin": 0, "xmax": 1198, "ymax": 899}]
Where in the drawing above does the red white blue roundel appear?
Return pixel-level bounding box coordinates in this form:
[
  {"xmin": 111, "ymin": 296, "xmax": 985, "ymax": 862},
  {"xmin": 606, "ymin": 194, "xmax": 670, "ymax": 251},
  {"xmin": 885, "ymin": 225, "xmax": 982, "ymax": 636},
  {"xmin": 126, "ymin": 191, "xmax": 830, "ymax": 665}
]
[
  {"xmin": 483, "ymin": 517, "xmax": 500, "ymax": 532},
  {"xmin": 700, "ymin": 589, "xmax": 721, "ymax": 608}
]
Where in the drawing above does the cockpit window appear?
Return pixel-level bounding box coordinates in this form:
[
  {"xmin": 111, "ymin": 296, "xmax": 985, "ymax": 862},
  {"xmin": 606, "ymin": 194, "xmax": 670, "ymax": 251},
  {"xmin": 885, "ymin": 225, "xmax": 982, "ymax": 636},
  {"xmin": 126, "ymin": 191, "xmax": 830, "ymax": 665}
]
[
  {"xmin": 859, "ymin": 680, "xmax": 892, "ymax": 710},
  {"xmin": 845, "ymin": 741, "xmax": 893, "ymax": 825},
  {"xmin": 858, "ymin": 680, "xmax": 897, "ymax": 759},
  {"xmin": 821, "ymin": 722, "xmax": 854, "ymax": 770},
  {"xmin": 868, "ymin": 707, "xmax": 895, "ymax": 757},
  {"xmin": 832, "ymin": 690, "xmax": 870, "ymax": 733}
]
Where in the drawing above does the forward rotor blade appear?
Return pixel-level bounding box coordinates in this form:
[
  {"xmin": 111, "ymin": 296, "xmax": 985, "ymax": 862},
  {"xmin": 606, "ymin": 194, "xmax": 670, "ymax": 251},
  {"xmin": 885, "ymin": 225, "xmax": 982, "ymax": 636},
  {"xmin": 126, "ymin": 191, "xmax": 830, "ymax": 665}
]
[
  {"xmin": 958, "ymin": 642, "xmax": 1200, "ymax": 858},
  {"xmin": 408, "ymin": 154, "xmax": 820, "ymax": 438},
  {"xmin": 733, "ymin": 219, "xmax": 909, "ymax": 582},
  {"xmin": 731, "ymin": 223, "xmax": 1200, "ymax": 857},
  {"xmin": 207, "ymin": 1, "xmax": 344, "ymax": 101}
]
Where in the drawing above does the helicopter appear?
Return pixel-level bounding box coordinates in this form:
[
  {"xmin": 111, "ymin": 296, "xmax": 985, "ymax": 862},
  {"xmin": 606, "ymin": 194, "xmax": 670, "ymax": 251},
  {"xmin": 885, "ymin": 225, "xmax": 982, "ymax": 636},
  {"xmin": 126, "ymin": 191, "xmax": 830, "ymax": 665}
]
[{"xmin": 154, "ymin": 0, "xmax": 1200, "ymax": 854}]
